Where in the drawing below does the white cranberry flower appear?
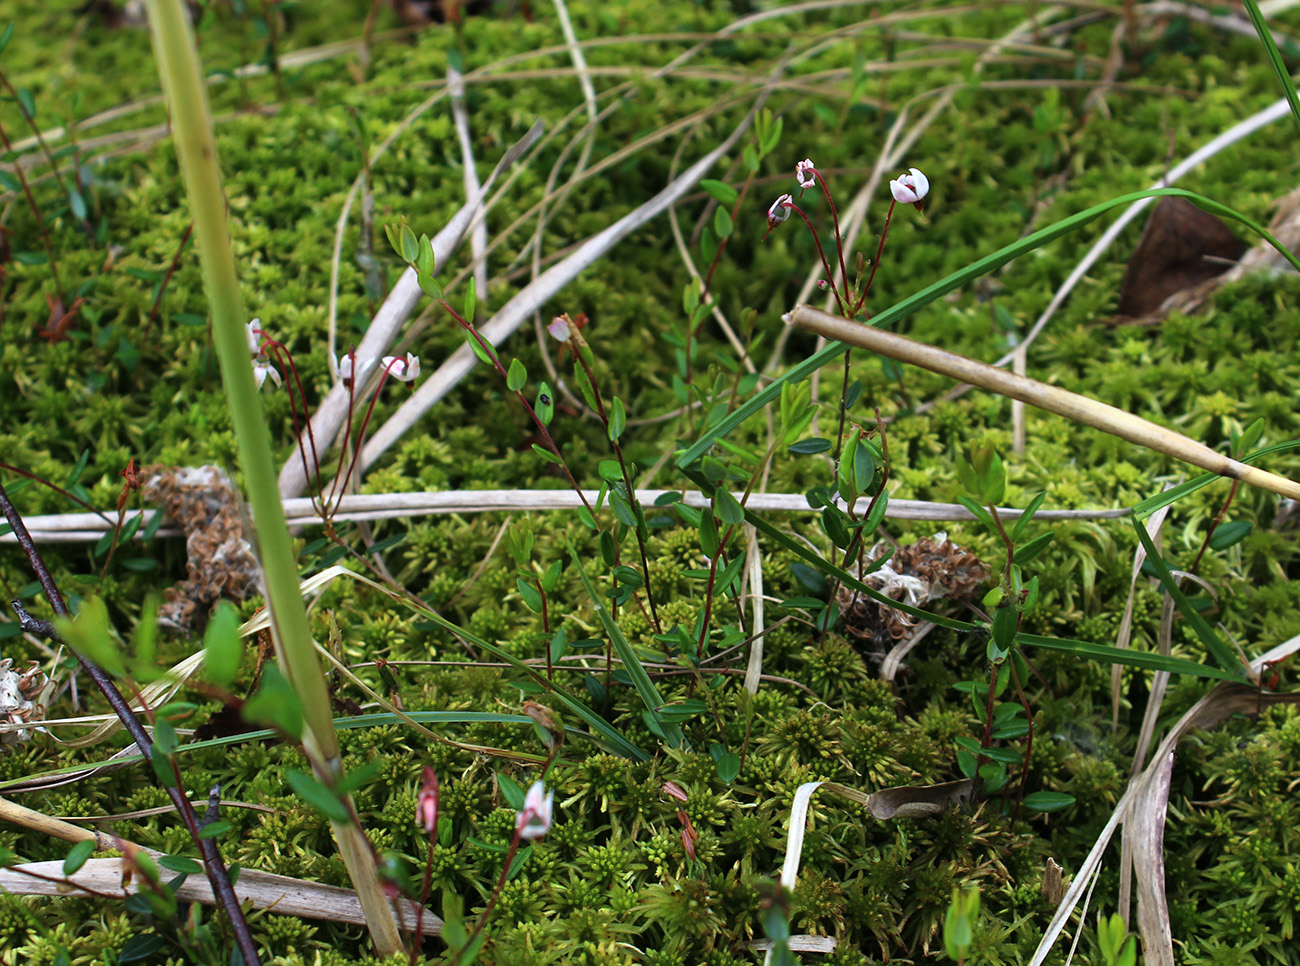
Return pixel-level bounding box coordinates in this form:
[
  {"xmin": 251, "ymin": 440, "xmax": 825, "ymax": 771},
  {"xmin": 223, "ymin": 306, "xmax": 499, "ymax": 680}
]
[
  {"xmin": 889, "ymin": 168, "xmax": 930, "ymax": 209},
  {"xmin": 336, "ymin": 351, "xmax": 372, "ymax": 387},
  {"xmin": 767, "ymin": 193, "xmax": 793, "ymax": 226},
  {"xmin": 517, "ymin": 780, "xmax": 554, "ymax": 840},
  {"xmin": 252, "ymin": 360, "xmax": 281, "ymax": 390},
  {"xmin": 381, "ymin": 352, "xmax": 421, "ymax": 383},
  {"xmin": 796, "ymin": 158, "xmax": 817, "ymax": 192},
  {"xmin": 246, "ymin": 318, "xmax": 265, "ymax": 357},
  {"xmin": 547, "ymin": 315, "xmax": 571, "ymax": 342}
]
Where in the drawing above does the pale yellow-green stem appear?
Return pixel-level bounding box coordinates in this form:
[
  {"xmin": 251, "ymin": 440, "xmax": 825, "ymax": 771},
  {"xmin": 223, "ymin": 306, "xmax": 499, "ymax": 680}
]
[
  {"xmin": 785, "ymin": 304, "xmax": 1300, "ymax": 502},
  {"xmin": 144, "ymin": 1, "xmax": 402, "ymax": 953}
]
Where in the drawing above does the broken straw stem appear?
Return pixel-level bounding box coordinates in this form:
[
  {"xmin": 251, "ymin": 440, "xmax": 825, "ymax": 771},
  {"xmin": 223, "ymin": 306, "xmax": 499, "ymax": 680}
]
[{"xmin": 784, "ymin": 303, "xmax": 1300, "ymax": 502}]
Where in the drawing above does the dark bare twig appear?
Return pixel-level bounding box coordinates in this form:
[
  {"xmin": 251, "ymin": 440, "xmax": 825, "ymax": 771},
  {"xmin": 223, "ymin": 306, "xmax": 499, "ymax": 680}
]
[{"xmin": 0, "ymin": 481, "xmax": 262, "ymax": 966}]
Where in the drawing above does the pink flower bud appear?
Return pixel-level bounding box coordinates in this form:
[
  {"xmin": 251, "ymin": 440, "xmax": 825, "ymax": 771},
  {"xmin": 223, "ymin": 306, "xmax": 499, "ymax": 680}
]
[
  {"xmin": 817, "ymin": 279, "xmax": 830, "ymax": 291},
  {"xmin": 796, "ymin": 158, "xmax": 817, "ymax": 191},
  {"xmin": 517, "ymin": 780, "xmax": 554, "ymax": 840},
  {"xmin": 416, "ymin": 766, "xmax": 439, "ymax": 835},
  {"xmin": 889, "ymin": 167, "xmax": 930, "ymax": 209}
]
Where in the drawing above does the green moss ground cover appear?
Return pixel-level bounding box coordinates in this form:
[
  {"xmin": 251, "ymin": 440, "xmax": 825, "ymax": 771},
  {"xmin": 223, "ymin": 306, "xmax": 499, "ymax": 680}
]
[{"xmin": 1, "ymin": 1, "xmax": 1299, "ymax": 963}]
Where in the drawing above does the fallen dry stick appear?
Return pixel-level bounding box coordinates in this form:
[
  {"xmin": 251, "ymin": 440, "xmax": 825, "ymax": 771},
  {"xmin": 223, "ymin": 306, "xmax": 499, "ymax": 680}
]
[{"xmin": 785, "ymin": 304, "xmax": 1300, "ymax": 501}]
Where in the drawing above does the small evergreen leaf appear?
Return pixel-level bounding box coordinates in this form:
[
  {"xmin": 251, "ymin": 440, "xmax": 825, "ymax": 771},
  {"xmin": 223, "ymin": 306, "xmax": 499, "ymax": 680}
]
[
  {"xmin": 465, "ymin": 332, "xmax": 493, "ymax": 365},
  {"xmin": 417, "ymin": 272, "xmax": 443, "ymax": 299},
  {"xmin": 497, "ymin": 773, "xmax": 525, "ymax": 810},
  {"xmin": 507, "ymin": 357, "xmax": 527, "ymax": 391},
  {"xmin": 120, "ymin": 935, "xmax": 165, "ymax": 963},
  {"xmin": 415, "ymin": 233, "xmax": 435, "ymax": 275},
  {"xmin": 63, "ymin": 840, "xmax": 95, "ymax": 876},
  {"xmin": 700, "ymin": 179, "xmax": 739, "ymax": 206},
  {"xmin": 714, "ymin": 206, "xmax": 734, "ymax": 238},
  {"xmin": 715, "ymin": 751, "xmax": 741, "ymax": 783},
  {"xmin": 463, "ymin": 278, "xmax": 477, "ymax": 320},
  {"xmin": 203, "ymin": 601, "xmax": 243, "ymax": 690},
  {"xmin": 159, "ymin": 854, "xmax": 204, "ymax": 874},
  {"xmin": 517, "ymin": 578, "xmax": 543, "ymax": 612},
  {"xmin": 1208, "ymin": 520, "xmax": 1252, "ymax": 550},
  {"xmin": 530, "ymin": 443, "xmax": 563, "ymax": 465},
  {"xmin": 1023, "ymin": 791, "xmax": 1075, "ymax": 812},
  {"xmin": 285, "ymin": 770, "xmax": 352, "ymax": 823},
  {"xmin": 714, "ymin": 487, "xmax": 745, "ymax": 526},
  {"xmin": 608, "ymin": 397, "xmax": 626, "ymax": 441}
]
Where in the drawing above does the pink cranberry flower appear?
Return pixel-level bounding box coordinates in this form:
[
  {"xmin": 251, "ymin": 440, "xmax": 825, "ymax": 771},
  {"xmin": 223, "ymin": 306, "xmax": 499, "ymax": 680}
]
[
  {"xmin": 381, "ymin": 352, "xmax": 421, "ymax": 383},
  {"xmin": 796, "ymin": 158, "xmax": 817, "ymax": 192},
  {"xmin": 416, "ymin": 766, "xmax": 439, "ymax": 834},
  {"xmin": 517, "ymin": 780, "xmax": 554, "ymax": 840},
  {"xmin": 767, "ymin": 193, "xmax": 793, "ymax": 227},
  {"xmin": 889, "ymin": 167, "xmax": 929, "ymax": 209}
]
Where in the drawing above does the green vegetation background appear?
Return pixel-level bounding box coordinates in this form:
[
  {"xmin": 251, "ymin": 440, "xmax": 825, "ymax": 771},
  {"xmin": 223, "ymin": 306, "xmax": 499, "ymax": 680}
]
[{"xmin": 0, "ymin": 1, "xmax": 1298, "ymax": 963}]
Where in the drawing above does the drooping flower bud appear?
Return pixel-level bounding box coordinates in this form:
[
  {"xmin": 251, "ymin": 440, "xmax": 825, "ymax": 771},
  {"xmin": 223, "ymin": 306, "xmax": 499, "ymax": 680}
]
[
  {"xmin": 767, "ymin": 193, "xmax": 794, "ymax": 227},
  {"xmin": 796, "ymin": 158, "xmax": 817, "ymax": 192},
  {"xmin": 416, "ymin": 766, "xmax": 439, "ymax": 835}
]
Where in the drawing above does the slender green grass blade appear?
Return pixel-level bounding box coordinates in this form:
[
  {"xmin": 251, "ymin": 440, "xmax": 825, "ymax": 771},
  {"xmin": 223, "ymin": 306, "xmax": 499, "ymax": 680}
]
[
  {"xmin": 565, "ymin": 536, "xmax": 685, "ymax": 749},
  {"xmin": 1133, "ymin": 440, "xmax": 1300, "ymax": 520},
  {"xmin": 0, "ymin": 712, "xmax": 541, "ymax": 792},
  {"xmin": 1017, "ymin": 632, "xmax": 1238, "ymax": 681},
  {"xmin": 1242, "ymin": 0, "xmax": 1300, "ymax": 140},
  {"xmin": 1129, "ymin": 513, "xmax": 1244, "ymax": 678}
]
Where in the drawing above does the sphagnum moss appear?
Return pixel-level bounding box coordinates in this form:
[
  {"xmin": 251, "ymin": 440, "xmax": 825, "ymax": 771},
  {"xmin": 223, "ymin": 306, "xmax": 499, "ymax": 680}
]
[{"xmin": 2, "ymin": 1, "xmax": 1300, "ymax": 963}]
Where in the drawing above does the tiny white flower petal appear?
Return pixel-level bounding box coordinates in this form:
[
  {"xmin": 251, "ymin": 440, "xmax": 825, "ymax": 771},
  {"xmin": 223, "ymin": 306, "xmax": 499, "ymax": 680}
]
[
  {"xmin": 337, "ymin": 353, "xmax": 355, "ymax": 383},
  {"xmin": 907, "ymin": 167, "xmax": 930, "ymax": 200},
  {"xmin": 246, "ymin": 319, "xmax": 264, "ymax": 356},
  {"xmin": 547, "ymin": 316, "xmax": 571, "ymax": 342},
  {"xmin": 252, "ymin": 361, "xmax": 281, "ymax": 390},
  {"xmin": 796, "ymin": 158, "xmax": 817, "ymax": 190},
  {"xmin": 768, "ymin": 193, "xmax": 793, "ymax": 224}
]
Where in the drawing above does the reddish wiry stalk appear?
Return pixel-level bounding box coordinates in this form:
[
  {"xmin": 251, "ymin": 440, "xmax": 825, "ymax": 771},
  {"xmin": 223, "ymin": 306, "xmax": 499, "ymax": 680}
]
[
  {"xmin": 145, "ymin": 222, "xmax": 194, "ymax": 339},
  {"xmin": 458, "ymin": 824, "xmax": 526, "ymax": 963},
  {"xmin": 568, "ymin": 349, "xmax": 661, "ymax": 635},
  {"xmin": 0, "ymin": 122, "xmax": 65, "ymax": 301},
  {"xmin": 686, "ymin": 176, "xmax": 754, "ymax": 395},
  {"xmin": 765, "ymin": 202, "xmax": 848, "ymax": 315},
  {"xmin": 811, "ymin": 170, "xmax": 851, "ymax": 301},
  {"xmin": 854, "ymin": 198, "xmax": 898, "ymax": 315},
  {"xmin": 255, "ymin": 336, "xmax": 325, "ymax": 514},
  {"xmin": 335, "ymin": 357, "xmax": 409, "ymax": 510},
  {"xmin": 441, "ymin": 301, "xmax": 598, "ymax": 521}
]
